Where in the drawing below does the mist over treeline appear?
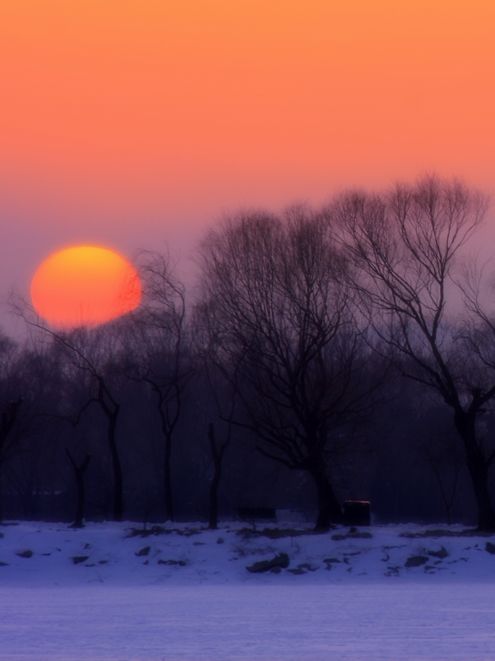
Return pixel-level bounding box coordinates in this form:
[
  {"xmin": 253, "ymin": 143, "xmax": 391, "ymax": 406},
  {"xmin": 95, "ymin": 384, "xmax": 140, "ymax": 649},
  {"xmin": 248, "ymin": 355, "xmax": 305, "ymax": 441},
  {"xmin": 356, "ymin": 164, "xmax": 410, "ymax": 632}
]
[{"xmin": 2, "ymin": 176, "xmax": 495, "ymax": 531}]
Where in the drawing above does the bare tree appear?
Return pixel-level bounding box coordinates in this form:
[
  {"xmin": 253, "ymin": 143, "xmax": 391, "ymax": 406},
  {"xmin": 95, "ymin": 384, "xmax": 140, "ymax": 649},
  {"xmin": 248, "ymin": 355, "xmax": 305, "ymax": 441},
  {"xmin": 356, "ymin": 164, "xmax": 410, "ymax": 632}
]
[
  {"xmin": 0, "ymin": 335, "xmax": 28, "ymax": 521},
  {"xmin": 65, "ymin": 448, "xmax": 91, "ymax": 528},
  {"xmin": 198, "ymin": 208, "xmax": 377, "ymax": 530},
  {"xmin": 337, "ymin": 176, "xmax": 495, "ymax": 529},
  {"xmin": 60, "ymin": 330, "xmax": 126, "ymax": 521},
  {"xmin": 205, "ymin": 422, "xmax": 229, "ymax": 529},
  {"xmin": 127, "ymin": 252, "xmax": 190, "ymax": 521},
  {"xmin": 0, "ymin": 398, "xmax": 22, "ymax": 520},
  {"xmin": 193, "ymin": 302, "xmax": 242, "ymax": 529},
  {"xmin": 16, "ymin": 315, "xmax": 127, "ymax": 521},
  {"xmin": 417, "ymin": 405, "xmax": 465, "ymax": 524}
]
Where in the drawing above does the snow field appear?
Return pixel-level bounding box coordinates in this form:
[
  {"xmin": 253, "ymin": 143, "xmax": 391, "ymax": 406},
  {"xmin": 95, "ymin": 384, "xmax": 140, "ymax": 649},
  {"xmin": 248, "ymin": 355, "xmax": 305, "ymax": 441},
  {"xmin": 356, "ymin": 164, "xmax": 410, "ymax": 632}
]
[
  {"xmin": 1, "ymin": 522, "xmax": 495, "ymax": 660},
  {"xmin": 2, "ymin": 584, "xmax": 495, "ymax": 660},
  {"xmin": 2, "ymin": 521, "xmax": 495, "ymax": 585}
]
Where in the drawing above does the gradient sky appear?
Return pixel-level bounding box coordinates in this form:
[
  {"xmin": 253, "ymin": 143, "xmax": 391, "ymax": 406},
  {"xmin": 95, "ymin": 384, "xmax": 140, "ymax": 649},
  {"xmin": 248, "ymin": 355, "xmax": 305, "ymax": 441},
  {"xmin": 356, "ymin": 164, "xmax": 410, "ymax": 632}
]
[{"xmin": 1, "ymin": 0, "xmax": 495, "ymax": 328}]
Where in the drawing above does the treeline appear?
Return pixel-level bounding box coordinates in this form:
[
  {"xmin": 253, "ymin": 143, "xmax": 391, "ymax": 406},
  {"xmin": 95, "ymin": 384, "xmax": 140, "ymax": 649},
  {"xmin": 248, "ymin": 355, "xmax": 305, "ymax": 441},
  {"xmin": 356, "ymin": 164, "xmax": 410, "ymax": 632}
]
[{"xmin": 1, "ymin": 176, "xmax": 495, "ymax": 530}]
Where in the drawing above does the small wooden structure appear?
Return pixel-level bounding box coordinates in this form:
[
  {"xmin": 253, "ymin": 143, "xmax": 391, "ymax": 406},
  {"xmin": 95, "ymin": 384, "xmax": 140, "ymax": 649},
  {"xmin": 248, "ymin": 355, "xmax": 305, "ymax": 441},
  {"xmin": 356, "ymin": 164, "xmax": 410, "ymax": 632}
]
[{"xmin": 342, "ymin": 500, "xmax": 371, "ymax": 526}]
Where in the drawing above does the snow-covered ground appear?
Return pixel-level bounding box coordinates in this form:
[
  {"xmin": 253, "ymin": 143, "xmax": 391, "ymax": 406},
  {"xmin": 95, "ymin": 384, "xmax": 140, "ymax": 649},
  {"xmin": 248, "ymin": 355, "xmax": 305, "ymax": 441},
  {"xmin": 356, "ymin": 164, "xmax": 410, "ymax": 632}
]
[{"xmin": 1, "ymin": 521, "xmax": 495, "ymax": 659}]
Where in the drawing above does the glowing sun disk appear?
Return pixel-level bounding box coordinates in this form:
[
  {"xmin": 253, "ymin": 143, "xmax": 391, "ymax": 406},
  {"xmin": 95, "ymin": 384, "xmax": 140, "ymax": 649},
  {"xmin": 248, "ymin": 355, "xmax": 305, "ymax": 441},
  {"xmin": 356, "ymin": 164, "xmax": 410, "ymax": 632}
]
[{"xmin": 30, "ymin": 245, "xmax": 142, "ymax": 328}]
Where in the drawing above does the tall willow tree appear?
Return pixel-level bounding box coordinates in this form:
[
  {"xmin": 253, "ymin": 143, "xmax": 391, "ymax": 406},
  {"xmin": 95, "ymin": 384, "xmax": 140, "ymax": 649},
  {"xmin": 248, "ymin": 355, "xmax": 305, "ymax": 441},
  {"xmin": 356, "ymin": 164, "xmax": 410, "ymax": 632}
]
[
  {"xmin": 337, "ymin": 176, "xmax": 495, "ymax": 530},
  {"xmin": 198, "ymin": 208, "xmax": 374, "ymax": 530}
]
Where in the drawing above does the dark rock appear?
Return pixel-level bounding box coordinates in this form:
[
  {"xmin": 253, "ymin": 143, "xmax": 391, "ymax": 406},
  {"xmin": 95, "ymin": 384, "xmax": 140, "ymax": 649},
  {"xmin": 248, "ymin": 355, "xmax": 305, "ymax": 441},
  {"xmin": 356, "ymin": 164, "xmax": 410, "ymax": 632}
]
[
  {"xmin": 323, "ymin": 557, "xmax": 342, "ymax": 570},
  {"xmin": 485, "ymin": 541, "xmax": 495, "ymax": 555},
  {"xmin": 16, "ymin": 549, "xmax": 33, "ymax": 559},
  {"xmin": 127, "ymin": 525, "xmax": 202, "ymax": 538},
  {"xmin": 427, "ymin": 546, "xmax": 448, "ymax": 559},
  {"xmin": 126, "ymin": 525, "xmax": 167, "ymax": 538},
  {"xmin": 157, "ymin": 559, "xmax": 187, "ymax": 566},
  {"xmin": 405, "ymin": 555, "xmax": 428, "ymax": 568},
  {"xmin": 331, "ymin": 529, "xmax": 373, "ymax": 541},
  {"xmin": 238, "ymin": 528, "xmax": 308, "ymax": 540},
  {"xmin": 400, "ymin": 528, "xmax": 490, "ymax": 539},
  {"xmin": 135, "ymin": 546, "xmax": 151, "ymax": 557},
  {"xmin": 385, "ymin": 565, "xmax": 400, "ymax": 576},
  {"xmin": 288, "ymin": 562, "xmax": 317, "ymax": 575},
  {"xmin": 246, "ymin": 552, "xmax": 290, "ymax": 573},
  {"xmin": 71, "ymin": 555, "xmax": 89, "ymax": 565}
]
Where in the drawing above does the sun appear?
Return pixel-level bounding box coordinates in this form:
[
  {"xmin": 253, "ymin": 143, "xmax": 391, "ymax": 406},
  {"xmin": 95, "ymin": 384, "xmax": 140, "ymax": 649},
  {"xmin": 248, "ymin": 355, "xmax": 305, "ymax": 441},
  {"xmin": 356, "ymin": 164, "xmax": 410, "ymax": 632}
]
[{"xmin": 30, "ymin": 245, "xmax": 142, "ymax": 329}]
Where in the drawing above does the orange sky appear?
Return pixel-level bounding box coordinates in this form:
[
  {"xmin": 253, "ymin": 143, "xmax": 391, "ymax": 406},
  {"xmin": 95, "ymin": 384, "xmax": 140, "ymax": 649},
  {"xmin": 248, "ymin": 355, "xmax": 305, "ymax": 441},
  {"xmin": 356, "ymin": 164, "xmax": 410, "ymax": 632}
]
[{"xmin": 1, "ymin": 1, "xmax": 495, "ymax": 311}]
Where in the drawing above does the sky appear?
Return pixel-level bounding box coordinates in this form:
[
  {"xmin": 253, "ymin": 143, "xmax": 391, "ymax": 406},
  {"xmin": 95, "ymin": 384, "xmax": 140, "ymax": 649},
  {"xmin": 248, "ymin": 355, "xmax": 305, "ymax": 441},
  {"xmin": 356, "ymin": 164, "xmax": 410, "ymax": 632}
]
[{"xmin": 1, "ymin": 0, "xmax": 495, "ymax": 329}]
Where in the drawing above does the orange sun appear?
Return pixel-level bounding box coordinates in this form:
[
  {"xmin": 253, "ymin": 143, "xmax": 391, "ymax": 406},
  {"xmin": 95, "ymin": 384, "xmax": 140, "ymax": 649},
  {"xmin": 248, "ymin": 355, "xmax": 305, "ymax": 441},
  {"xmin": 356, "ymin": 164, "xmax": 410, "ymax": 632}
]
[{"xmin": 31, "ymin": 245, "xmax": 142, "ymax": 329}]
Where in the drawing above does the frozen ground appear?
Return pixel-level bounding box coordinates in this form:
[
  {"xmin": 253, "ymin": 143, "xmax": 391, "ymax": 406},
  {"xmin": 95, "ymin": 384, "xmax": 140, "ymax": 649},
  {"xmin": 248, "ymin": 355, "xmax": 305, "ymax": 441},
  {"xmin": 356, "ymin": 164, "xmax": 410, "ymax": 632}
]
[
  {"xmin": 3, "ymin": 583, "xmax": 495, "ymax": 661},
  {"xmin": 1, "ymin": 521, "xmax": 495, "ymax": 660}
]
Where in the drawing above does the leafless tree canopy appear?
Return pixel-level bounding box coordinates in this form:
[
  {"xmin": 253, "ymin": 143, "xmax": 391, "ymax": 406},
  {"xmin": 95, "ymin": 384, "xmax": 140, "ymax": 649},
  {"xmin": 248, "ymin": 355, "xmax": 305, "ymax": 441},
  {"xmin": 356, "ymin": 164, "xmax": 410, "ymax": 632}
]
[
  {"xmin": 1, "ymin": 176, "xmax": 495, "ymax": 530},
  {"xmin": 335, "ymin": 177, "xmax": 495, "ymax": 529},
  {"xmin": 197, "ymin": 208, "xmax": 379, "ymax": 529}
]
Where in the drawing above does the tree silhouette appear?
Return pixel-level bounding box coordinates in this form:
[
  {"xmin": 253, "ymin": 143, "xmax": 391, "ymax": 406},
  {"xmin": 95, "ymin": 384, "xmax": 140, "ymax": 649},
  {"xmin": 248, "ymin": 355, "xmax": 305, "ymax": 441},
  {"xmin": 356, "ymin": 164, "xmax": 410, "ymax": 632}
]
[{"xmin": 338, "ymin": 176, "xmax": 495, "ymax": 529}]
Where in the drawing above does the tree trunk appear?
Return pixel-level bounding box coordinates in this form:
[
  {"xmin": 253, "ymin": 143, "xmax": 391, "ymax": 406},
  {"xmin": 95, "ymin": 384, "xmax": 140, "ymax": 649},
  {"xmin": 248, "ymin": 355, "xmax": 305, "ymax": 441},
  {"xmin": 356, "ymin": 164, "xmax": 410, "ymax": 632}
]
[
  {"xmin": 0, "ymin": 465, "xmax": 3, "ymax": 523},
  {"xmin": 465, "ymin": 451, "xmax": 495, "ymax": 530},
  {"xmin": 208, "ymin": 423, "xmax": 227, "ymax": 530},
  {"xmin": 0, "ymin": 399, "xmax": 21, "ymax": 524},
  {"xmin": 73, "ymin": 470, "xmax": 85, "ymax": 528},
  {"xmin": 163, "ymin": 432, "xmax": 174, "ymax": 521},
  {"xmin": 108, "ymin": 414, "xmax": 123, "ymax": 521},
  {"xmin": 66, "ymin": 451, "xmax": 91, "ymax": 528},
  {"xmin": 308, "ymin": 462, "xmax": 342, "ymax": 531},
  {"xmin": 454, "ymin": 411, "xmax": 495, "ymax": 531},
  {"xmin": 209, "ymin": 475, "xmax": 220, "ymax": 530}
]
